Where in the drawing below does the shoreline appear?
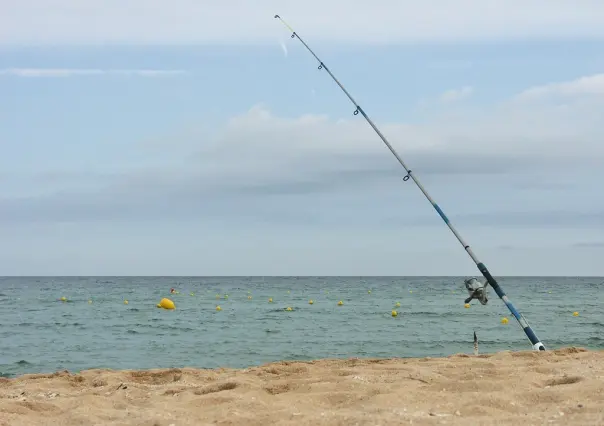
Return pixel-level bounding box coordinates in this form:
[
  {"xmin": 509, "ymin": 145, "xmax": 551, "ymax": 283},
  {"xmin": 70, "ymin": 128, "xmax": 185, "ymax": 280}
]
[{"xmin": 1, "ymin": 347, "xmax": 603, "ymax": 425}]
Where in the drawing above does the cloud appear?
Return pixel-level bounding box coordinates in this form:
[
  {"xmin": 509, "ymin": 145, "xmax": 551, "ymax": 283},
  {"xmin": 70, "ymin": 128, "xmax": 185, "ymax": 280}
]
[
  {"xmin": 571, "ymin": 241, "xmax": 604, "ymax": 248},
  {"xmin": 444, "ymin": 211, "xmax": 604, "ymax": 229},
  {"xmin": 514, "ymin": 73, "xmax": 604, "ymax": 101},
  {"xmin": 1, "ymin": 0, "xmax": 604, "ymax": 45},
  {"xmin": 0, "ymin": 68, "xmax": 187, "ymax": 77},
  {"xmin": 1, "ymin": 73, "xmax": 603, "ymax": 227},
  {"xmin": 439, "ymin": 86, "xmax": 474, "ymax": 103}
]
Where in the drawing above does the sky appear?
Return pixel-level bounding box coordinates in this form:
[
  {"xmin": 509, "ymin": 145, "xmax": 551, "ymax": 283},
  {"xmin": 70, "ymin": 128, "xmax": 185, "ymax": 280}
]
[{"xmin": 1, "ymin": 0, "xmax": 604, "ymax": 276}]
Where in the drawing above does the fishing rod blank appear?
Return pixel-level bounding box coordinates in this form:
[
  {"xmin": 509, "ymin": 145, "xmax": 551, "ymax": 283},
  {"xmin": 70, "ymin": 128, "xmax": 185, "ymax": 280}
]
[{"xmin": 274, "ymin": 14, "xmax": 546, "ymax": 351}]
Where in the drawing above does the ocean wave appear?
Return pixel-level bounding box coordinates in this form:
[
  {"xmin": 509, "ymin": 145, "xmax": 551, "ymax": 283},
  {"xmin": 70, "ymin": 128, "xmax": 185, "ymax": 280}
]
[{"xmin": 52, "ymin": 322, "xmax": 85, "ymax": 327}]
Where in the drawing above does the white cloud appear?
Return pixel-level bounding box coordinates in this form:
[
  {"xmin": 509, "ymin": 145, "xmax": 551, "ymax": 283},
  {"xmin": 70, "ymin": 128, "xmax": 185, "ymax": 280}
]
[
  {"xmin": 1, "ymin": 0, "xmax": 604, "ymax": 45},
  {"xmin": 2, "ymin": 62, "xmax": 603, "ymax": 275},
  {"xmin": 7, "ymin": 73, "xmax": 600, "ymax": 204},
  {"xmin": 514, "ymin": 73, "xmax": 604, "ymax": 100},
  {"xmin": 1, "ymin": 68, "xmax": 603, "ymax": 281},
  {"xmin": 1, "ymin": 71, "xmax": 588, "ymax": 216},
  {"xmin": 0, "ymin": 68, "xmax": 187, "ymax": 77},
  {"xmin": 439, "ymin": 86, "xmax": 474, "ymax": 103},
  {"xmin": 204, "ymin": 74, "xmax": 603, "ymax": 186}
]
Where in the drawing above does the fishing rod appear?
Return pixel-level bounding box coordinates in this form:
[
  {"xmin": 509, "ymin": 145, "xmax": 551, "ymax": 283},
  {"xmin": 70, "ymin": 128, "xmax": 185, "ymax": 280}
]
[{"xmin": 274, "ymin": 14, "xmax": 546, "ymax": 351}]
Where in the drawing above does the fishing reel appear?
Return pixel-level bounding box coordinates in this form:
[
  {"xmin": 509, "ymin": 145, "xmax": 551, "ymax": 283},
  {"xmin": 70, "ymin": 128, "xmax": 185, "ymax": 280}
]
[{"xmin": 464, "ymin": 277, "xmax": 489, "ymax": 305}]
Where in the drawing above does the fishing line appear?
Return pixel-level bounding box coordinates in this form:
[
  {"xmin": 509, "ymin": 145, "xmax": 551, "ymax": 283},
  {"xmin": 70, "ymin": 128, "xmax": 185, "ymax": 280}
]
[{"xmin": 274, "ymin": 14, "xmax": 545, "ymax": 351}]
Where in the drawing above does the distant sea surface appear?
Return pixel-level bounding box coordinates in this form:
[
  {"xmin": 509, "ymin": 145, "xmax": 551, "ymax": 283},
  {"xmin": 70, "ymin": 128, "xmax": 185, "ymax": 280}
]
[{"xmin": 1, "ymin": 276, "xmax": 602, "ymax": 378}]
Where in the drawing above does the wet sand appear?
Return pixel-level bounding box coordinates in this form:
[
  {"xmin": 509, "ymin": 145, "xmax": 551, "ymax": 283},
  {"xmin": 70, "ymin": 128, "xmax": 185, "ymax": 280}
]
[{"xmin": 1, "ymin": 347, "xmax": 603, "ymax": 425}]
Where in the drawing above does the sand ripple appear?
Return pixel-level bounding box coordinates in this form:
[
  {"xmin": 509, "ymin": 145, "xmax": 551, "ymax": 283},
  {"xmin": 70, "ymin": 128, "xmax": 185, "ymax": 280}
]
[{"xmin": 1, "ymin": 347, "xmax": 603, "ymax": 425}]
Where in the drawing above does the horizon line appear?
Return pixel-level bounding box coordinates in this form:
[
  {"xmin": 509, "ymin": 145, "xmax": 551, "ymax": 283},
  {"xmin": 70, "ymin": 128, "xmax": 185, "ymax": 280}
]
[{"xmin": 1, "ymin": 275, "xmax": 602, "ymax": 278}]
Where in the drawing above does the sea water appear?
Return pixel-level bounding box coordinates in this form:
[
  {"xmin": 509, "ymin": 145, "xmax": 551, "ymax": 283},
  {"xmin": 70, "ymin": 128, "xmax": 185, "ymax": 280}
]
[{"xmin": 1, "ymin": 276, "xmax": 602, "ymax": 378}]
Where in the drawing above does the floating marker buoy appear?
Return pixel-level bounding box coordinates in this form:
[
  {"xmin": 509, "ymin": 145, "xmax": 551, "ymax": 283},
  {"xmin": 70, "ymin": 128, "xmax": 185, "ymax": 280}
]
[
  {"xmin": 158, "ymin": 298, "xmax": 175, "ymax": 310},
  {"xmin": 287, "ymin": 290, "xmax": 290, "ymax": 294},
  {"xmin": 216, "ymin": 305, "xmax": 222, "ymax": 311},
  {"xmin": 395, "ymin": 302, "xmax": 401, "ymax": 308},
  {"xmin": 368, "ymin": 290, "xmax": 371, "ymax": 294},
  {"xmin": 501, "ymin": 317, "xmax": 509, "ymax": 324},
  {"xmin": 391, "ymin": 310, "xmax": 398, "ymax": 317},
  {"xmin": 225, "ymin": 294, "xmax": 229, "ymax": 299},
  {"xmin": 247, "ymin": 295, "xmax": 252, "ymax": 300},
  {"xmin": 309, "ymin": 299, "xmax": 314, "ymax": 305},
  {"xmin": 286, "ymin": 307, "xmax": 292, "ymax": 311},
  {"xmin": 573, "ymin": 311, "xmax": 579, "ymax": 316},
  {"xmin": 409, "ymin": 290, "xmax": 413, "ymax": 294},
  {"xmin": 337, "ymin": 300, "xmax": 343, "ymax": 306},
  {"xmin": 88, "ymin": 300, "xmax": 92, "ymax": 304},
  {"xmin": 60, "ymin": 296, "xmax": 67, "ymax": 302},
  {"xmin": 268, "ymin": 298, "xmax": 273, "ymax": 303},
  {"xmin": 124, "ymin": 300, "xmax": 129, "ymax": 305},
  {"xmin": 190, "ymin": 292, "xmax": 194, "ymax": 296},
  {"xmin": 464, "ymin": 303, "xmax": 470, "ymax": 309}
]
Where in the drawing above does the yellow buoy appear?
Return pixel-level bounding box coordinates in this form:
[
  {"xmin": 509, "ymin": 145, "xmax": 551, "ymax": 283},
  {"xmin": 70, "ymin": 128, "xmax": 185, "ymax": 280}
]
[
  {"xmin": 190, "ymin": 292, "xmax": 194, "ymax": 296},
  {"xmin": 158, "ymin": 298, "xmax": 175, "ymax": 310},
  {"xmin": 409, "ymin": 290, "xmax": 413, "ymax": 294},
  {"xmin": 156, "ymin": 303, "xmax": 161, "ymax": 308},
  {"xmin": 225, "ymin": 294, "xmax": 229, "ymax": 299},
  {"xmin": 337, "ymin": 300, "xmax": 343, "ymax": 306},
  {"xmin": 464, "ymin": 303, "xmax": 470, "ymax": 309},
  {"xmin": 216, "ymin": 305, "xmax": 222, "ymax": 311},
  {"xmin": 247, "ymin": 295, "xmax": 252, "ymax": 300},
  {"xmin": 309, "ymin": 299, "xmax": 314, "ymax": 305},
  {"xmin": 268, "ymin": 298, "xmax": 273, "ymax": 303},
  {"xmin": 286, "ymin": 307, "xmax": 292, "ymax": 311},
  {"xmin": 573, "ymin": 311, "xmax": 579, "ymax": 317},
  {"xmin": 395, "ymin": 302, "xmax": 401, "ymax": 307},
  {"xmin": 124, "ymin": 300, "xmax": 129, "ymax": 305},
  {"xmin": 368, "ymin": 290, "xmax": 371, "ymax": 294},
  {"xmin": 391, "ymin": 310, "xmax": 398, "ymax": 317},
  {"xmin": 88, "ymin": 300, "xmax": 92, "ymax": 304},
  {"xmin": 501, "ymin": 317, "xmax": 509, "ymax": 324},
  {"xmin": 60, "ymin": 296, "xmax": 67, "ymax": 302}
]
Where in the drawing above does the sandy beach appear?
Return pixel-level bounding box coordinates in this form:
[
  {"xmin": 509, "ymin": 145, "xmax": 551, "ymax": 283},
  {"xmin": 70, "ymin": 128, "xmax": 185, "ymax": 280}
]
[{"xmin": 1, "ymin": 347, "xmax": 602, "ymax": 426}]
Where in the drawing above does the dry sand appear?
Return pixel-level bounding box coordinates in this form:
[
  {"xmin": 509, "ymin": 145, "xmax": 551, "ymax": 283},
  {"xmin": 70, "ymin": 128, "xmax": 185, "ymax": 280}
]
[{"xmin": 1, "ymin": 347, "xmax": 603, "ymax": 426}]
